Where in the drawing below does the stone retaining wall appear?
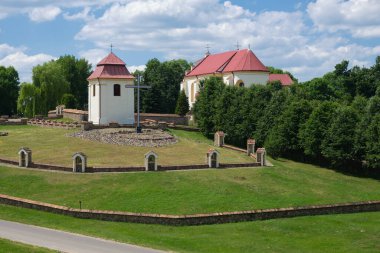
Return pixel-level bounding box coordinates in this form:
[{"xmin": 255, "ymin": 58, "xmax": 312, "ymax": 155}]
[
  {"xmin": 27, "ymin": 119, "xmax": 81, "ymax": 129},
  {"xmin": 0, "ymin": 157, "xmax": 260, "ymax": 173},
  {"xmin": 136, "ymin": 113, "xmax": 188, "ymax": 125},
  {"xmin": 0, "ymin": 193, "xmax": 378, "ymax": 226}
]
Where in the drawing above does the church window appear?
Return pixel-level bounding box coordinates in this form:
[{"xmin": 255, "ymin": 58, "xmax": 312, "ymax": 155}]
[
  {"xmin": 236, "ymin": 80, "xmax": 245, "ymax": 87},
  {"xmin": 114, "ymin": 84, "xmax": 121, "ymax": 96},
  {"xmin": 93, "ymin": 85, "xmax": 95, "ymax": 96}
]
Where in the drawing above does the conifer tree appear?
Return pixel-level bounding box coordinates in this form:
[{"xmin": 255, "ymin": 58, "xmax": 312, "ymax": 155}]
[{"xmin": 175, "ymin": 90, "xmax": 189, "ymax": 116}]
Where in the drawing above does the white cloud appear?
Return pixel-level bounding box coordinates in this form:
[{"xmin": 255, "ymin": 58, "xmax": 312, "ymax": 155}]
[
  {"xmin": 308, "ymin": 0, "xmax": 380, "ymax": 38},
  {"xmin": 79, "ymin": 48, "xmax": 108, "ymax": 68},
  {"xmin": 0, "ymin": 0, "xmax": 117, "ymax": 21},
  {"xmin": 28, "ymin": 6, "xmax": 62, "ymax": 22},
  {"xmin": 0, "ymin": 44, "xmax": 55, "ymax": 82},
  {"xmin": 128, "ymin": 65, "xmax": 146, "ymax": 74},
  {"xmin": 63, "ymin": 7, "xmax": 93, "ymax": 21}
]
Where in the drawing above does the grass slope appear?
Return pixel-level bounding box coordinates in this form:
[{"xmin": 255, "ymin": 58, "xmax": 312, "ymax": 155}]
[
  {"xmin": 0, "ymin": 205, "xmax": 379, "ymax": 253},
  {"xmin": 0, "ymin": 238, "xmax": 56, "ymax": 253},
  {"xmin": 0, "ymin": 125, "xmax": 252, "ymax": 167},
  {"xmin": 0, "ymin": 159, "xmax": 379, "ymax": 214}
]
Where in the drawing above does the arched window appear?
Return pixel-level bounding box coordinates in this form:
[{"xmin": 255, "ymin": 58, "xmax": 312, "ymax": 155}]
[
  {"xmin": 236, "ymin": 80, "xmax": 245, "ymax": 87},
  {"xmin": 114, "ymin": 84, "xmax": 121, "ymax": 96}
]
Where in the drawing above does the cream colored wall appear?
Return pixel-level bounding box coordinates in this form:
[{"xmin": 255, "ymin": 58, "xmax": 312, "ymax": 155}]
[
  {"xmin": 233, "ymin": 71, "xmax": 269, "ymax": 86},
  {"xmin": 181, "ymin": 72, "xmax": 269, "ymax": 109},
  {"xmin": 88, "ymin": 78, "xmax": 135, "ymax": 125},
  {"xmin": 88, "ymin": 80, "xmax": 99, "ymax": 124}
]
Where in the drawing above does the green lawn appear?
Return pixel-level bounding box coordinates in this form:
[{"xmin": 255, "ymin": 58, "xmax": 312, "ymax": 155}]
[
  {"xmin": 0, "ymin": 125, "xmax": 252, "ymax": 167},
  {"xmin": 0, "ymin": 204, "xmax": 379, "ymax": 253},
  {"xmin": 0, "ymin": 158, "xmax": 379, "ymax": 214},
  {"xmin": 0, "ymin": 237, "xmax": 56, "ymax": 253}
]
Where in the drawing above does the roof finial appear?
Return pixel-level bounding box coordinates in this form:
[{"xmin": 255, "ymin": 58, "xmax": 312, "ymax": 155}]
[
  {"xmin": 248, "ymin": 43, "xmax": 251, "ymax": 50},
  {"xmin": 205, "ymin": 44, "xmax": 211, "ymax": 56},
  {"xmin": 110, "ymin": 43, "xmax": 113, "ymax": 53},
  {"xmin": 235, "ymin": 41, "xmax": 240, "ymax": 50}
]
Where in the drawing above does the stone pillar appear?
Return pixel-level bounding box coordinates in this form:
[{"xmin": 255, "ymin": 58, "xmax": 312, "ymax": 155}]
[
  {"xmin": 256, "ymin": 148, "xmax": 266, "ymax": 166},
  {"xmin": 214, "ymin": 131, "xmax": 225, "ymax": 147},
  {"xmin": 145, "ymin": 151, "xmax": 158, "ymax": 171},
  {"xmin": 18, "ymin": 147, "xmax": 32, "ymax": 167},
  {"xmin": 247, "ymin": 139, "xmax": 255, "ymax": 156},
  {"xmin": 72, "ymin": 152, "xmax": 87, "ymax": 173},
  {"xmin": 206, "ymin": 149, "xmax": 220, "ymax": 168}
]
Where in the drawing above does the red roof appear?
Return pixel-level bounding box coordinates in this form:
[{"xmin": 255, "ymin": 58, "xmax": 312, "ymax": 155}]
[
  {"xmin": 88, "ymin": 52, "xmax": 134, "ymax": 80},
  {"xmin": 186, "ymin": 49, "xmax": 268, "ymax": 77},
  {"xmin": 269, "ymin": 74, "xmax": 293, "ymax": 86}
]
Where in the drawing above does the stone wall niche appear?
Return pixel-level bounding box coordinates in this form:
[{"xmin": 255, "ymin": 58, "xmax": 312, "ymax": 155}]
[
  {"xmin": 18, "ymin": 147, "xmax": 32, "ymax": 167},
  {"xmin": 206, "ymin": 149, "xmax": 220, "ymax": 168},
  {"xmin": 256, "ymin": 148, "xmax": 266, "ymax": 166},
  {"xmin": 214, "ymin": 131, "xmax": 225, "ymax": 147},
  {"xmin": 247, "ymin": 139, "xmax": 255, "ymax": 156},
  {"xmin": 145, "ymin": 151, "xmax": 158, "ymax": 171},
  {"xmin": 72, "ymin": 152, "xmax": 87, "ymax": 173}
]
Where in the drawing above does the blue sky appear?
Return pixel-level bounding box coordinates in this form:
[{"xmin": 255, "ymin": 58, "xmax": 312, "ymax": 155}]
[{"xmin": 0, "ymin": 0, "xmax": 379, "ymax": 82}]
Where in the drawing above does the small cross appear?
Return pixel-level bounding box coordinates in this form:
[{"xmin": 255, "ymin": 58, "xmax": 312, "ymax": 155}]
[
  {"xmin": 235, "ymin": 41, "xmax": 240, "ymax": 50},
  {"xmin": 110, "ymin": 44, "xmax": 113, "ymax": 52},
  {"xmin": 205, "ymin": 44, "xmax": 210, "ymax": 54}
]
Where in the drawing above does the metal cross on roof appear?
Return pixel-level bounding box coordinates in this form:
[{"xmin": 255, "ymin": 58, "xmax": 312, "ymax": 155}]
[
  {"xmin": 235, "ymin": 41, "xmax": 240, "ymax": 50},
  {"xmin": 205, "ymin": 44, "xmax": 210, "ymax": 54},
  {"xmin": 125, "ymin": 74, "xmax": 151, "ymax": 133},
  {"xmin": 110, "ymin": 43, "xmax": 113, "ymax": 52}
]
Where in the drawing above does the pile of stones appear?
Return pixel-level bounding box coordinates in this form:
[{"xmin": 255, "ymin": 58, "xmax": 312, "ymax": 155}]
[
  {"xmin": 0, "ymin": 132, "xmax": 8, "ymax": 136},
  {"xmin": 68, "ymin": 128, "xmax": 177, "ymax": 147}
]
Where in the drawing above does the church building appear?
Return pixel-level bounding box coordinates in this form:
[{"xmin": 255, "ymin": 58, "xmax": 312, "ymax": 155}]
[
  {"xmin": 181, "ymin": 49, "xmax": 293, "ymax": 108},
  {"xmin": 87, "ymin": 52, "xmax": 135, "ymax": 125}
]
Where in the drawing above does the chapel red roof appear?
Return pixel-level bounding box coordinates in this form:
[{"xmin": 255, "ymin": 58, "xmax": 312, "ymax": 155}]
[
  {"xmin": 87, "ymin": 52, "xmax": 134, "ymax": 80},
  {"xmin": 186, "ymin": 49, "xmax": 268, "ymax": 77},
  {"xmin": 268, "ymin": 74, "xmax": 293, "ymax": 86}
]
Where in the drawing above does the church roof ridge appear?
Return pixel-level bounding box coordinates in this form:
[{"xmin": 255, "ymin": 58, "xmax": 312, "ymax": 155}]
[
  {"xmin": 97, "ymin": 52, "xmax": 126, "ymax": 66},
  {"xmin": 186, "ymin": 48, "xmax": 268, "ymax": 77},
  {"xmin": 87, "ymin": 52, "xmax": 134, "ymax": 80}
]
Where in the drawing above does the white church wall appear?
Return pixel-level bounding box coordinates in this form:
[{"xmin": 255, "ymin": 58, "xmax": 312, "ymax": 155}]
[
  {"xmin": 89, "ymin": 78, "xmax": 135, "ymax": 125},
  {"xmin": 233, "ymin": 71, "xmax": 269, "ymax": 86},
  {"xmin": 88, "ymin": 81, "xmax": 100, "ymax": 124},
  {"xmin": 99, "ymin": 79, "xmax": 135, "ymax": 125}
]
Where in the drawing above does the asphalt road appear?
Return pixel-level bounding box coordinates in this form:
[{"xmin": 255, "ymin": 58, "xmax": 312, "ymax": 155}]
[{"xmin": 0, "ymin": 219, "xmax": 166, "ymax": 253}]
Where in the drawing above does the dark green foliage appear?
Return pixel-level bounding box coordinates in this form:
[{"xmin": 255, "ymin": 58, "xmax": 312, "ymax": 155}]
[
  {"xmin": 265, "ymin": 100, "xmax": 312, "ymax": 159},
  {"xmin": 193, "ymin": 77, "xmax": 225, "ymax": 137},
  {"xmin": 141, "ymin": 58, "xmax": 191, "ymax": 113},
  {"xmin": 321, "ymin": 106, "xmax": 359, "ymax": 169},
  {"xmin": 193, "ymin": 57, "xmax": 380, "ymax": 177},
  {"xmin": 175, "ymin": 90, "xmax": 189, "ymax": 116},
  {"xmin": 56, "ymin": 55, "xmax": 92, "ymax": 109},
  {"xmin": 365, "ymin": 114, "xmax": 380, "ymax": 171},
  {"xmin": 254, "ymin": 89, "xmax": 289, "ymax": 147},
  {"xmin": 61, "ymin": 93, "xmax": 77, "ymax": 109},
  {"xmin": 0, "ymin": 66, "xmax": 19, "ymax": 115},
  {"xmin": 299, "ymin": 101, "xmax": 337, "ymax": 160}
]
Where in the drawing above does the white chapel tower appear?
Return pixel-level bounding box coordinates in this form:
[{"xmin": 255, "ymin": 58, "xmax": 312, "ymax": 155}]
[{"xmin": 87, "ymin": 52, "xmax": 135, "ymax": 125}]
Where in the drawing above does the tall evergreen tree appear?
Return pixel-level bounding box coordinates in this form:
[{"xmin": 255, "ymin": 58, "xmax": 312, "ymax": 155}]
[
  {"xmin": 175, "ymin": 90, "xmax": 189, "ymax": 116},
  {"xmin": 0, "ymin": 66, "xmax": 19, "ymax": 115}
]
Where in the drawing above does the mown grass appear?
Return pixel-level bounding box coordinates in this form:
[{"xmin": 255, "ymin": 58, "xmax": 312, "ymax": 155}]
[
  {"xmin": 0, "ymin": 158, "xmax": 379, "ymax": 214},
  {"xmin": 0, "ymin": 205, "xmax": 379, "ymax": 253},
  {"xmin": 0, "ymin": 237, "xmax": 56, "ymax": 253},
  {"xmin": 0, "ymin": 125, "xmax": 252, "ymax": 167}
]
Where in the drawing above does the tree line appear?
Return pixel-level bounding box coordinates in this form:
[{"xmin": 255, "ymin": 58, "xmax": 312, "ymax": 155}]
[
  {"xmin": 0, "ymin": 56, "xmax": 190, "ymax": 117},
  {"xmin": 194, "ymin": 57, "xmax": 380, "ymax": 177}
]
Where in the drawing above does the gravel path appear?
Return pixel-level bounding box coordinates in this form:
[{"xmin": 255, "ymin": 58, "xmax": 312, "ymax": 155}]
[{"xmin": 68, "ymin": 128, "xmax": 177, "ymax": 147}]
